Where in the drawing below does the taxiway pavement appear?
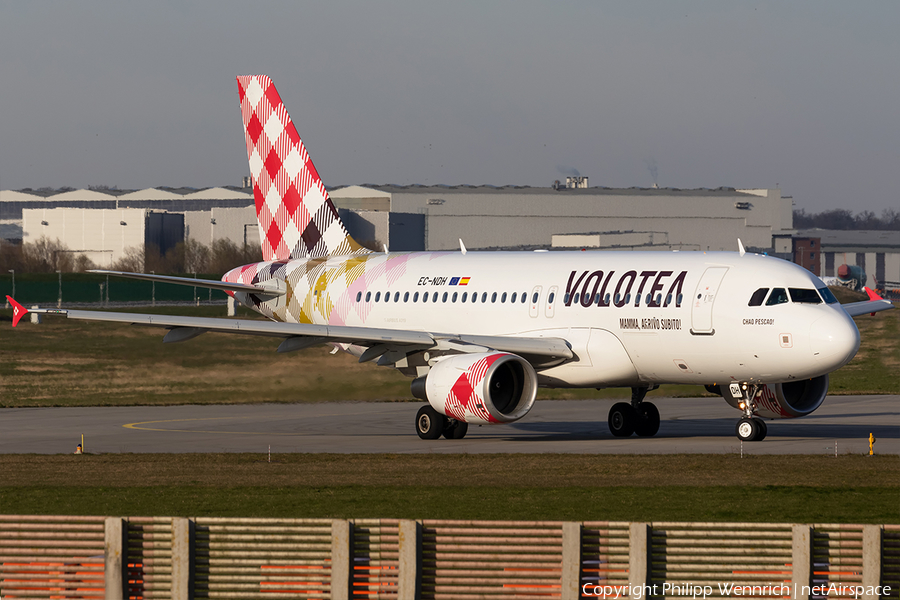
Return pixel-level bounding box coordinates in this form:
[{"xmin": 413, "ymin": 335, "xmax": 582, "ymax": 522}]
[{"xmin": 0, "ymin": 395, "xmax": 896, "ymax": 455}]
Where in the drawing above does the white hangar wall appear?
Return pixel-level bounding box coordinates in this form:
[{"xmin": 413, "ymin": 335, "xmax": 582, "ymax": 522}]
[
  {"xmin": 22, "ymin": 208, "xmax": 147, "ymax": 267},
  {"xmin": 184, "ymin": 206, "xmax": 259, "ymax": 247},
  {"xmin": 364, "ymin": 186, "xmax": 793, "ymax": 253}
]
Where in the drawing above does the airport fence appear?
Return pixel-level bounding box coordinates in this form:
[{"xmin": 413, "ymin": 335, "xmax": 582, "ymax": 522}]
[
  {"xmin": 0, "ymin": 516, "xmax": 896, "ymax": 600},
  {"xmin": 0, "ymin": 273, "xmax": 229, "ymax": 306}
]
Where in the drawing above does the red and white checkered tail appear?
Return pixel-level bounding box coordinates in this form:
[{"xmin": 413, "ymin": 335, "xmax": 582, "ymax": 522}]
[{"xmin": 236, "ymin": 75, "xmax": 368, "ymax": 261}]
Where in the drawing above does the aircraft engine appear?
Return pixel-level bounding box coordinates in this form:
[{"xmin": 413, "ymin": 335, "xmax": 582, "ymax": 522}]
[
  {"xmin": 722, "ymin": 375, "xmax": 829, "ymax": 419},
  {"xmin": 411, "ymin": 352, "xmax": 538, "ymax": 425}
]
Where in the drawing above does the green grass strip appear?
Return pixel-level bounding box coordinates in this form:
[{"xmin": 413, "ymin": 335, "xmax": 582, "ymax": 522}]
[{"xmin": 1, "ymin": 485, "xmax": 896, "ymax": 523}]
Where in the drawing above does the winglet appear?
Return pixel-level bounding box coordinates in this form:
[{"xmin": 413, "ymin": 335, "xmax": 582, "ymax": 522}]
[
  {"xmin": 459, "ymin": 239, "xmax": 467, "ymax": 255},
  {"xmin": 864, "ymin": 287, "xmax": 884, "ymax": 316},
  {"xmin": 737, "ymin": 238, "xmax": 746, "ymax": 257},
  {"xmin": 6, "ymin": 296, "xmax": 27, "ymax": 327},
  {"xmin": 864, "ymin": 287, "xmax": 883, "ymax": 301}
]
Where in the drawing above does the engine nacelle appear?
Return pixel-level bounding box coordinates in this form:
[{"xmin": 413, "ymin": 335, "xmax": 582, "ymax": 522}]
[
  {"xmin": 723, "ymin": 375, "xmax": 829, "ymax": 419},
  {"xmin": 411, "ymin": 352, "xmax": 538, "ymax": 424}
]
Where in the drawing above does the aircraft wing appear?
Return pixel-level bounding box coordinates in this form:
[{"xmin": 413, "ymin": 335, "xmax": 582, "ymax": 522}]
[
  {"xmin": 5, "ymin": 298, "xmax": 572, "ymax": 362},
  {"xmin": 841, "ymin": 287, "xmax": 895, "ymax": 317}
]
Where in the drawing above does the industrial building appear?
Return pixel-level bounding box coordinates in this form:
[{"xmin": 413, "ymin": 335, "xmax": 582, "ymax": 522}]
[
  {"xmin": 335, "ymin": 184, "xmax": 794, "ymax": 255},
  {"xmin": 4, "ymin": 184, "xmax": 897, "ymax": 296},
  {"xmin": 796, "ymin": 228, "xmax": 900, "ymax": 291}
]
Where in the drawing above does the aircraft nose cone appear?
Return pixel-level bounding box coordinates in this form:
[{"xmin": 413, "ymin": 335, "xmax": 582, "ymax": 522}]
[{"xmin": 810, "ymin": 311, "xmax": 860, "ymax": 370}]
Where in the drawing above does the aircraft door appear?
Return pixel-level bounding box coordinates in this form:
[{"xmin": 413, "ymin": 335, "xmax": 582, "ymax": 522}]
[
  {"xmin": 529, "ymin": 286, "xmax": 542, "ymax": 318},
  {"xmin": 691, "ymin": 267, "xmax": 728, "ymax": 335},
  {"xmin": 545, "ymin": 286, "xmax": 559, "ymax": 318}
]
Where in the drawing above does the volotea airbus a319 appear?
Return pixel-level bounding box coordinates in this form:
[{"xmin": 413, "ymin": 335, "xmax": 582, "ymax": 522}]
[{"xmin": 7, "ymin": 75, "xmax": 894, "ymax": 443}]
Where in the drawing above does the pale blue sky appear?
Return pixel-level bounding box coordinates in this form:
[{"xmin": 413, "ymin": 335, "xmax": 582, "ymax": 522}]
[{"xmin": 1, "ymin": 1, "xmax": 897, "ymax": 213}]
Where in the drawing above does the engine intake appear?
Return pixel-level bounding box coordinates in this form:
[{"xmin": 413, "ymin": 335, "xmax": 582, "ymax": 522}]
[{"xmin": 411, "ymin": 352, "xmax": 538, "ymax": 424}]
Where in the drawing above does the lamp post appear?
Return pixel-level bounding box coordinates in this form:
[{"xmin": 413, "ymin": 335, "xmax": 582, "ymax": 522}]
[
  {"xmin": 5, "ymin": 269, "xmax": 13, "ymax": 308},
  {"xmin": 57, "ymin": 270, "xmax": 62, "ymax": 308}
]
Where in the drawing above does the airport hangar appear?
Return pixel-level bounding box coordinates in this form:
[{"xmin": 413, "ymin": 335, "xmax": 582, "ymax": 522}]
[
  {"xmin": 793, "ymin": 228, "xmax": 900, "ymax": 292},
  {"xmin": 17, "ymin": 181, "xmax": 900, "ymax": 284},
  {"xmin": 0, "ymin": 181, "xmax": 794, "ymax": 259}
]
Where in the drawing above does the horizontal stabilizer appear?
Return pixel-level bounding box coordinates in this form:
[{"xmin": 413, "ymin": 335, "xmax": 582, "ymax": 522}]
[{"xmin": 88, "ymin": 270, "xmax": 285, "ymax": 297}]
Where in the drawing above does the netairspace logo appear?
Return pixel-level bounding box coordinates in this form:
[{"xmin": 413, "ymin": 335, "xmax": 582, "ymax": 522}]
[{"xmin": 581, "ymin": 583, "xmax": 892, "ymax": 599}]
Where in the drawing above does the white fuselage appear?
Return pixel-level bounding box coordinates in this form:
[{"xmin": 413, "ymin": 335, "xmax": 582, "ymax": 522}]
[{"xmin": 227, "ymin": 250, "xmax": 861, "ymax": 388}]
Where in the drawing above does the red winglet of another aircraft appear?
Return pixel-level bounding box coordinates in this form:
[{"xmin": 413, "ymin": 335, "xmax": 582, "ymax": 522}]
[
  {"xmin": 864, "ymin": 287, "xmax": 885, "ymax": 316},
  {"xmin": 6, "ymin": 296, "xmax": 28, "ymax": 327}
]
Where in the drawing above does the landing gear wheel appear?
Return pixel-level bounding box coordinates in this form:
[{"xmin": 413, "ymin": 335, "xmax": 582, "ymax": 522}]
[
  {"xmin": 735, "ymin": 418, "xmax": 759, "ymax": 442},
  {"xmin": 416, "ymin": 405, "xmax": 445, "ymax": 440},
  {"xmin": 634, "ymin": 402, "xmax": 660, "ymax": 437},
  {"xmin": 608, "ymin": 402, "xmax": 637, "ymax": 437},
  {"xmin": 442, "ymin": 419, "xmax": 468, "ymax": 440},
  {"xmin": 752, "ymin": 417, "xmax": 767, "ymax": 441}
]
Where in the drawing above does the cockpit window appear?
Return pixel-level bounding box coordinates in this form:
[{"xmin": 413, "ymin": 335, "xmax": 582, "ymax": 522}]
[
  {"xmin": 765, "ymin": 288, "xmax": 788, "ymax": 306},
  {"xmin": 748, "ymin": 288, "xmax": 769, "ymax": 307},
  {"xmin": 789, "ymin": 288, "xmax": 822, "ymax": 304},
  {"xmin": 817, "ymin": 286, "xmax": 839, "ymax": 304}
]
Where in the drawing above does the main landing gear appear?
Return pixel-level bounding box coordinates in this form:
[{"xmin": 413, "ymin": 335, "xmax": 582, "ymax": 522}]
[
  {"xmin": 607, "ymin": 387, "xmax": 660, "ymax": 437},
  {"xmin": 415, "ymin": 405, "xmax": 468, "ymax": 440},
  {"xmin": 730, "ymin": 382, "xmax": 768, "ymax": 442}
]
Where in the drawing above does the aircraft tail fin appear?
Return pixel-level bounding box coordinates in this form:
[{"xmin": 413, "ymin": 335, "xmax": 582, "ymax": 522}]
[{"xmin": 236, "ymin": 75, "xmax": 368, "ymax": 261}]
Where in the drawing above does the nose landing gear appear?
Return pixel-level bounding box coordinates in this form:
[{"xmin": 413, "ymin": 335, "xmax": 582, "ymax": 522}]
[
  {"xmin": 735, "ymin": 417, "xmax": 767, "ymax": 442},
  {"xmin": 607, "ymin": 386, "xmax": 661, "ymax": 437},
  {"xmin": 729, "ymin": 382, "xmax": 768, "ymax": 442}
]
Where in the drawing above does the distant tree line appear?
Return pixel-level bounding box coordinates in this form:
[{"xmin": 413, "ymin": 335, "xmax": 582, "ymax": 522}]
[
  {"xmin": 793, "ymin": 208, "xmax": 900, "ymax": 231},
  {"xmin": 0, "ymin": 237, "xmax": 262, "ymax": 274}
]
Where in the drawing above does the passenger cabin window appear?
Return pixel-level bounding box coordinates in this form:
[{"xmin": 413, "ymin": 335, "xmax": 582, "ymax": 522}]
[
  {"xmin": 748, "ymin": 288, "xmax": 769, "ymax": 307},
  {"xmin": 765, "ymin": 288, "xmax": 788, "ymax": 306},
  {"xmin": 789, "ymin": 288, "xmax": 822, "ymax": 304},
  {"xmin": 548, "ymin": 292, "xmax": 555, "ymax": 304},
  {"xmin": 817, "ymin": 287, "xmax": 839, "ymax": 304},
  {"xmin": 356, "ymin": 292, "xmax": 362, "ymax": 302}
]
